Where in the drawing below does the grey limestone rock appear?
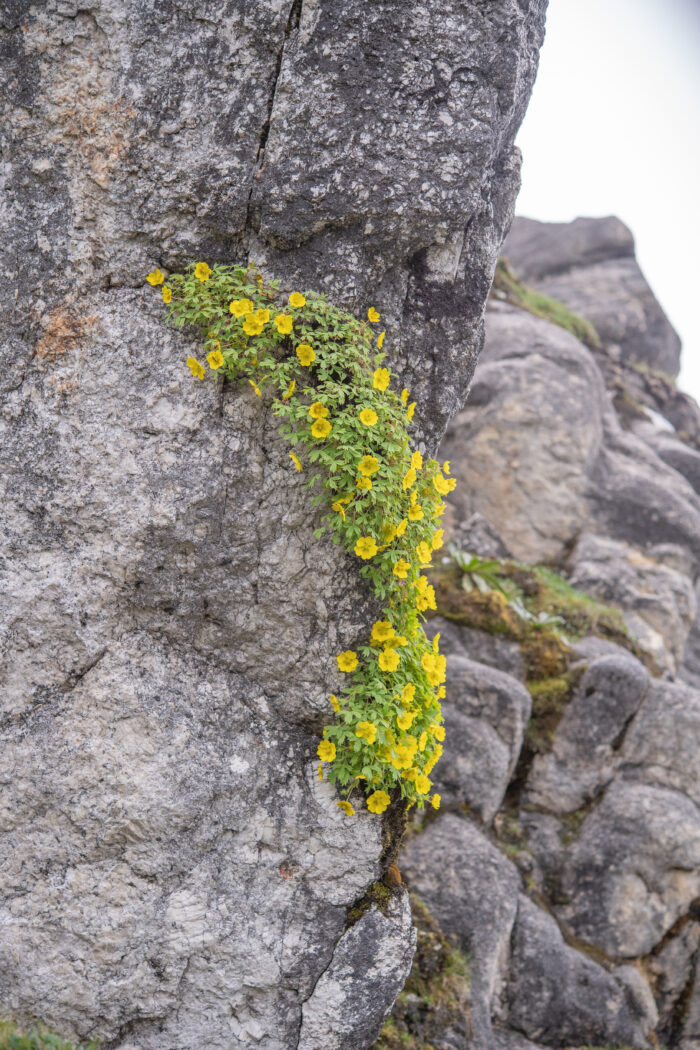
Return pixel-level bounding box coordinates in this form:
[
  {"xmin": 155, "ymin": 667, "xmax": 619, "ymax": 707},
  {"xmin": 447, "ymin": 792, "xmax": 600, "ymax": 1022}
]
[
  {"xmin": 503, "ymin": 215, "xmax": 682, "ymax": 376},
  {"xmin": 569, "ymin": 532, "xmax": 697, "ymax": 673},
  {"xmin": 400, "ymin": 814, "xmax": 521, "ymax": 1049},
  {"xmin": 525, "ymin": 652, "xmax": 651, "ymax": 813},
  {"xmin": 297, "ymin": 893, "xmax": 416, "ymax": 1050},
  {"xmin": 507, "ymin": 895, "xmax": 657, "ymax": 1047},
  {"xmin": 431, "ymin": 655, "xmax": 531, "ymax": 821},
  {"xmin": 556, "ymin": 781, "xmax": 700, "ymax": 958},
  {"xmin": 440, "ymin": 304, "xmax": 606, "ymax": 564},
  {"xmin": 0, "ymin": 0, "xmax": 549, "ymax": 1044}
]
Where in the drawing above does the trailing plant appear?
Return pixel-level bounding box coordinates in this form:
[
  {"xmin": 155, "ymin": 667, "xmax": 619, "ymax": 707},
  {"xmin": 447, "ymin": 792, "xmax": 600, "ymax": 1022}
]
[{"xmin": 147, "ymin": 262, "xmax": 456, "ymax": 814}]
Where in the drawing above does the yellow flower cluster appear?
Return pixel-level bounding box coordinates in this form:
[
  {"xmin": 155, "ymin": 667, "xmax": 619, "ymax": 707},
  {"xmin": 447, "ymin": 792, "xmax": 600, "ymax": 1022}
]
[{"xmin": 150, "ymin": 262, "xmax": 453, "ymax": 816}]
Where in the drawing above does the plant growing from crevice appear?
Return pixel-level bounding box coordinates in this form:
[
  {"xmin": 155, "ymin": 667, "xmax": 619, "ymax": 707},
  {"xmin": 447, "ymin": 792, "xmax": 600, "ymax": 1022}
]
[{"xmin": 147, "ymin": 262, "xmax": 454, "ymax": 814}]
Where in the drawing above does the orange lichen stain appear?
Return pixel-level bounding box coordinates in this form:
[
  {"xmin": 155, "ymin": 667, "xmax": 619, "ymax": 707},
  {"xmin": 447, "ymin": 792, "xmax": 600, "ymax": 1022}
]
[{"xmin": 35, "ymin": 307, "xmax": 98, "ymax": 364}]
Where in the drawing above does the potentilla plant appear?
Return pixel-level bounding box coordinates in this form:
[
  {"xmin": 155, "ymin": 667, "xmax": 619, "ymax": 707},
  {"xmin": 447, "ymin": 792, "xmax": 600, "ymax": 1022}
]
[{"xmin": 147, "ymin": 261, "xmax": 456, "ymax": 816}]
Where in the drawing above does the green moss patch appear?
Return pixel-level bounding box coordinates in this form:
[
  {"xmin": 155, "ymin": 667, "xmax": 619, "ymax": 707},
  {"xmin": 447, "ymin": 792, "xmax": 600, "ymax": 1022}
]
[
  {"xmin": 371, "ymin": 895, "xmax": 470, "ymax": 1050},
  {"xmin": 492, "ymin": 258, "xmax": 602, "ymax": 348},
  {"xmin": 0, "ymin": 1020, "xmax": 97, "ymax": 1050}
]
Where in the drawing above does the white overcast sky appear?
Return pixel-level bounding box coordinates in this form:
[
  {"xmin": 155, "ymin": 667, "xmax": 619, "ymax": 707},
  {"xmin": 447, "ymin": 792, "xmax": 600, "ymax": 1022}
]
[{"xmin": 515, "ymin": 0, "xmax": 700, "ymax": 401}]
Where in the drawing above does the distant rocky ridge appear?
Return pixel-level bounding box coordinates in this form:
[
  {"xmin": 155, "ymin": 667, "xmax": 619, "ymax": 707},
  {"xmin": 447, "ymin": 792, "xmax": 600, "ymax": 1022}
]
[{"xmin": 377, "ymin": 216, "xmax": 700, "ymax": 1050}]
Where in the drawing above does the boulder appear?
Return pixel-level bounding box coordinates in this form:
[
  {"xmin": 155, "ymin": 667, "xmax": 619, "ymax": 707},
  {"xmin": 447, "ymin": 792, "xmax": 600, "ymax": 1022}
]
[
  {"xmin": 557, "ymin": 781, "xmax": 700, "ymax": 958},
  {"xmin": 507, "ymin": 895, "xmax": 657, "ymax": 1047},
  {"xmin": 503, "ymin": 216, "xmax": 682, "ymax": 376},
  {"xmin": 401, "ymin": 814, "xmax": 521, "ymax": 1049},
  {"xmin": 432, "ymin": 656, "xmax": 531, "ymax": 821}
]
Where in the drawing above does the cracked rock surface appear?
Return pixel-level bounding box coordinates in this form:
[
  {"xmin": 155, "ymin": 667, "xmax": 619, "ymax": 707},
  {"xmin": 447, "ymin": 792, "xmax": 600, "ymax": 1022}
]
[{"xmin": 0, "ymin": 1, "xmax": 547, "ymax": 1047}]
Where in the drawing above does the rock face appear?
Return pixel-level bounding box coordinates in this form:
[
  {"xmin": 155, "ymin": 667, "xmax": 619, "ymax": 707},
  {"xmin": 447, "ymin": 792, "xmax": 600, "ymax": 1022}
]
[
  {"xmin": 0, "ymin": 1, "xmax": 547, "ymax": 1047},
  {"xmin": 503, "ymin": 215, "xmax": 683, "ymax": 376},
  {"xmin": 382, "ymin": 217, "xmax": 700, "ymax": 1050}
]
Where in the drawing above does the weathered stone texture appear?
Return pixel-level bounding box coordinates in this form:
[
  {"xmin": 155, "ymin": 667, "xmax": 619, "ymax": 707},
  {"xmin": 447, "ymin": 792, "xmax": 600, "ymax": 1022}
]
[{"xmin": 1, "ymin": 1, "xmax": 548, "ymax": 1046}]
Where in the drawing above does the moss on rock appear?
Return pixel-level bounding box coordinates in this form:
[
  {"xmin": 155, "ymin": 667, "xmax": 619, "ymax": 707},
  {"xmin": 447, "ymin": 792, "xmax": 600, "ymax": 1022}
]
[
  {"xmin": 0, "ymin": 1020, "xmax": 97, "ymax": 1050},
  {"xmin": 492, "ymin": 258, "xmax": 602, "ymax": 348}
]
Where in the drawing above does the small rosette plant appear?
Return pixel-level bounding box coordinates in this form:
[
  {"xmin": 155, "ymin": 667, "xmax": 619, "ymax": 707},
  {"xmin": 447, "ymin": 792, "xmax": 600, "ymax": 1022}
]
[{"xmin": 148, "ymin": 261, "xmax": 456, "ymax": 815}]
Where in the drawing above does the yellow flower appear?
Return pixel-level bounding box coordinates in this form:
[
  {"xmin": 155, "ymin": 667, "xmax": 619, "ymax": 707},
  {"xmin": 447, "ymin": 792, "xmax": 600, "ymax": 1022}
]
[
  {"xmin": 393, "ymin": 558, "xmax": 410, "ymax": 579},
  {"xmin": 230, "ymin": 298, "xmax": 254, "ymax": 317},
  {"xmin": 289, "ymin": 452, "xmax": 303, "ymax": 472},
  {"xmin": 249, "ymin": 379, "xmax": 262, "ymax": 397},
  {"xmin": 381, "ymin": 523, "xmax": 397, "ymax": 545},
  {"xmin": 431, "ymin": 793, "xmax": 441, "ymax": 810},
  {"xmin": 356, "ymin": 721, "xmax": 378, "ymax": 744},
  {"xmin": 422, "ymin": 651, "xmax": 446, "ymax": 686},
  {"xmin": 254, "ymin": 308, "xmax": 270, "ymax": 324},
  {"xmin": 207, "ymin": 349, "xmax": 224, "ymax": 369},
  {"xmin": 329, "ymin": 694, "xmax": 341, "ymax": 713},
  {"xmin": 367, "ymin": 307, "xmax": 380, "ymax": 323},
  {"xmin": 402, "ymin": 468, "xmax": 416, "ymax": 491},
  {"xmin": 377, "ymin": 330, "xmax": 385, "ymax": 349},
  {"xmin": 415, "ymin": 774, "xmax": 430, "ymax": 795},
  {"xmin": 289, "ymin": 292, "xmax": 306, "ymax": 308},
  {"xmin": 433, "ymin": 474, "xmax": 450, "ymax": 495},
  {"xmin": 408, "ymin": 503, "xmax": 423, "ymax": 522},
  {"xmin": 317, "ymin": 763, "xmax": 323, "ymax": 781},
  {"xmin": 396, "ymin": 518, "xmax": 408, "ymax": 537},
  {"xmin": 379, "ymin": 648, "xmax": 400, "ymax": 672},
  {"xmin": 337, "ymin": 800, "xmax": 355, "ymax": 816},
  {"xmin": 296, "ymin": 343, "xmax": 315, "ymax": 366},
  {"xmin": 416, "ymin": 542, "xmax": 432, "ymax": 566},
  {"xmin": 317, "ymin": 740, "xmax": 336, "ymax": 762},
  {"xmin": 430, "ymin": 724, "xmax": 446, "ymax": 742},
  {"xmin": 359, "ymin": 408, "xmax": 378, "ymax": 427},
  {"xmin": 400, "ymin": 388, "xmax": 410, "ymax": 405},
  {"xmin": 186, "ymin": 357, "xmax": 205, "ymax": 380},
  {"xmin": 162, "ymin": 285, "xmax": 172, "ymax": 303},
  {"xmin": 431, "ymin": 529, "xmax": 444, "ymax": 550},
  {"xmin": 421, "ymin": 743, "xmax": 442, "ymax": 776},
  {"xmin": 416, "ymin": 584, "xmax": 437, "ymax": 612},
  {"xmin": 367, "ymin": 789, "xmax": 391, "ymax": 814},
  {"xmin": 332, "ymin": 500, "xmax": 347, "ymax": 520},
  {"xmin": 410, "ymin": 450, "xmax": 423, "ymax": 471},
  {"xmin": 243, "ymin": 316, "xmax": 265, "ymax": 336},
  {"xmin": 371, "ymin": 620, "xmax": 395, "ymax": 646},
  {"xmin": 337, "ymin": 650, "xmax": 359, "ymax": 673},
  {"xmin": 418, "ymin": 731, "xmax": 428, "ymax": 752},
  {"xmin": 355, "ymin": 536, "xmax": 378, "ymax": 560},
  {"xmin": 443, "ymin": 460, "xmax": 451, "ymax": 475},
  {"xmin": 283, "ymin": 379, "xmax": 296, "ymax": 400},
  {"xmin": 406, "ymin": 402, "xmax": 416, "ymax": 422},
  {"xmin": 194, "ymin": 262, "xmax": 212, "ymax": 282},
  {"xmin": 402, "ymin": 683, "xmax": 416, "ymax": 703},
  {"xmin": 311, "ymin": 418, "xmax": 332, "ymax": 439},
  {"xmin": 356, "ymin": 476, "xmax": 372, "ymax": 491},
  {"xmin": 358, "ymin": 455, "xmax": 379, "ymax": 477},
  {"xmin": 309, "ymin": 401, "xmax": 329, "ymax": 419},
  {"xmin": 275, "ymin": 313, "xmax": 293, "ymax": 334},
  {"xmin": 373, "ymin": 367, "xmax": 390, "ymax": 392},
  {"xmin": 146, "ymin": 269, "xmax": 165, "ymax": 286},
  {"xmin": 436, "ymin": 686, "xmax": 446, "ymax": 700},
  {"xmin": 397, "ymin": 710, "xmax": 417, "ymax": 730}
]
